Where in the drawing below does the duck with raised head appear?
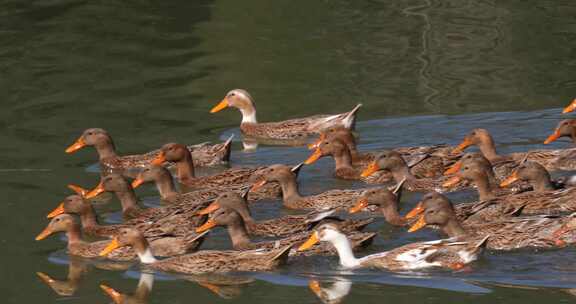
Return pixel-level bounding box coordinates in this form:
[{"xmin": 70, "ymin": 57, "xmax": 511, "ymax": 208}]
[
  {"xmin": 99, "ymin": 227, "xmax": 292, "ymax": 274},
  {"xmin": 405, "ymin": 192, "xmax": 576, "ymax": 250},
  {"xmin": 65, "ymin": 128, "xmax": 232, "ymax": 172},
  {"xmin": 150, "ymin": 143, "xmax": 281, "ymax": 198},
  {"xmin": 348, "ymin": 181, "xmax": 408, "ymax": 227},
  {"xmin": 452, "ymin": 128, "xmax": 576, "ymax": 171},
  {"xmin": 35, "ymin": 214, "xmax": 206, "ymax": 259},
  {"xmin": 562, "ymin": 98, "xmax": 576, "ymax": 114},
  {"xmin": 297, "ymin": 222, "xmax": 487, "ymax": 271},
  {"xmin": 304, "ymin": 138, "xmax": 391, "ymax": 183},
  {"xmin": 209, "ymin": 89, "xmax": 362, "ymax": 142},
  {"xmin": 196, "ymin": 192, "xmax": 373, "ymax": 238},
  {"xmin": 196, "ymin": 207, "xmax": 375, "ymax": 257}
]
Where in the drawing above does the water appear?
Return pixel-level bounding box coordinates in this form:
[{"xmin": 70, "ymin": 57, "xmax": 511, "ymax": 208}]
[{"xmin": 1, "ymin": 0, "xmax": 576, "ymax": 303}]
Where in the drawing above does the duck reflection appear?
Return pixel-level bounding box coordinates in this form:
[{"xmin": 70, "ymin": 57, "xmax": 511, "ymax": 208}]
[
  {"xmin": 308, "ymin": 277, "xmax": 352, "ymax": 304},
  {"xmin": 36, "ymin": 257, "xmax": 90, "ymax": 296},
  {"xmin": 188, "ymin": 274, "xmax": 254, "ymax": 299},
  {"xmin": 100, "ymin": 272, "xmax": 154, "ymax": 304}
]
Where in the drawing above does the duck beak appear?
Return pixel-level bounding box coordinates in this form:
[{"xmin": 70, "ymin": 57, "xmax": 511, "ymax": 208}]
[
  {"xmin": 131, "ymin": 177, "xmax": 145, "ymax": 189},
  {"xmin": 298, "ymin": 232, "xmax": 319, "ymax": 251},
  {"xmin": 307, "ymin": 133, "xmax": 326, "ymax": 150},
  {"xmin": 451, "ymin": 137, "xmax": 473, "ymax": 154},
  {"xmin": 304, "ymin": 148, "xmax": 323, "ymax": 165},
  {"xmin": 99, "ymin": 237, "xmax": 121, "ymax": 256},
  {"xmin": 360, "ymin": 161, "xmax": 379, "ymax": 177},
  {"xmin": 250, "ymin": 179, "xmax": 268, "ymax": 192},
  {"xmin": 210, "ymin": 98, "xmax": 229, "ymax": 113},
  {"xmin": 100, "ymin": 284, "xmax": 123, "ymax": 304},
  {"xmin": 562, "ymin": 99, "xmax": 576, "ymax": 114},
  {"xmin": 151, "ymin": 152, "xmax": 166, "ymax": 165},
  {"xmin": 67, "ymin": 184, "xmax": 88, "ymax": 196},
  {"xmin": 500, "ymin": 171, "xmax": 519, "ymax": 187},
  {"xmin": 36, "ymin": 272, "xmax": 55, "ymax": 284},
  {"xmin": 349, "ymin": 198, "xmax": 368, "ymax": 214},
  {"xmin": 35, "ymin": 226, "xmax": 53, "ymax": 241},
  {"xmin": 407, "ymin": 214, "xmax": 427, "ymax": 232},
  {"xmin": 404, "ymin": 202, "xmax": 424, "ymax": 219},
  {"xmin": 443, "ymin": 160, "xmax": 462, "ymax": 176},
  {"xmin": 47, "ymin": 203, "xmax": 65, "ymax": 218},
  {"xmin": 308, "ymin": 280, "xmax": 322, "ymax": 296},
  {"xmin": 84, "ymin": 181, "xmax": 105, "ymax": 199},
  {"xmin": 544, "ymin": 129, "xmax": 561, "ymax": 144},
  {"xmin": 442, "ymin": 175, "xmax": 462, "ymax": 188},
  {"xmin": 195, "ymin": 219, "xmax": 217, "ymax": 233},
  {"xmin": 65, "ymin": 136, "xmax": 86, "ymax": 153},
  {"xmin": 196, "ymin": 202, "xmax": 220, "ymax": 215}
]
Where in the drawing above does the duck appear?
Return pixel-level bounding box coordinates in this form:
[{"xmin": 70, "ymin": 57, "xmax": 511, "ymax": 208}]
[
  {"xmin": 249, "ymin": 164, "xmax": 370, "ymax": 210},
  {"xmin": 544, "ymin": 119, "xmax": 576, "ymax": 144},
  {"xmin": 100, "ymin": 272, "xmax": 154, "ymax": 304},
  {"xmin": 297, "ymin": 222, "xmax": 488, "ymax": 271},
  {"xmin": 304, "ymin": 138, "xmax": 392, "ymax": 183},
  {"xmin": 562, "ymin": 98, "xmax": 576, "ymax": 114},
  {"xmin": 150, "ymin": 142, "xmax": 281, "ymax": 198},
  {"xmin": 195, "ymin": 206, "xmax": 375, "ymax": 257},
  {"xmin": 348, "ymin": 180, "xmax": 408, "ymax": 227},
  {"xmin": 452, "ymin": 128, "xmax": 576, "ymax": 171},
  {"xmin": 65, "ymin": 128, "xmax": 232, "ymax": 172},
  {"xmin": 195, "ymin": 191, "xmax": 373, "ymax": 238},
  {"xmin": 309, "ymin": 127, "xmax": 459, "ymax": 178},
  {"xmin": 405, "ymin": 192, "xmax": 576, "ymax": 250},
  {"xmin": 35, "ymin": 214, "xmax": 206, "ymax": 260},
  {"xmin": 360, "ymin": 150, "xmax": 465, "ymax": 192},
  {"xmin": 99, "ymin": 227, "xmax": 292, "ymax": 274},
  {"xmin": 36, "ymin": 257, "xmax": 89, "ymax": 297},
  {"xmin": 209, "ymin": 89, "xmax": 362, "ymax": 142}
]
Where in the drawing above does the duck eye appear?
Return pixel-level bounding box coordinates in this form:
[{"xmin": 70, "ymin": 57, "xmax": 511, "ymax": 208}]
[
  {"xmin": 230, "ymin": 93, "xmax": 235, "ymax": 96},
  {"xmin": 55, "ymin": 218, "xmax": 60, "ymax": 222}
]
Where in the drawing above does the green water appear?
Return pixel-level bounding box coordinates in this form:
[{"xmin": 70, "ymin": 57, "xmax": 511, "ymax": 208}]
[{"xmin": 2, "ymin": 0, "xmax": 576, "ymax": 303}]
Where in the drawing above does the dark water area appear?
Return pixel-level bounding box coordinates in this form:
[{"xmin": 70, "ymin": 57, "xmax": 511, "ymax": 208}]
[{"xmin": 1, "ymin": 0, "xmax": 576, "ymax": 303}]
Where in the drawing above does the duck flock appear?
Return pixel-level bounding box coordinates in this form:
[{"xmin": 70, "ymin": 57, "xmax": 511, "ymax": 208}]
[{"xmin": 36, "ymin": 91, "xmax": 576, "ymax": 301}]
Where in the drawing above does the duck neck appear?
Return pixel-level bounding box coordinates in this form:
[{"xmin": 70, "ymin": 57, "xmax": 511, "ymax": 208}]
[
  {"xmin": 134, "ymin": 238, "xmax": 158, "ymax": 264},
  {"xmin": 441, "ymin": 217, "xmax": 468, "ymax": 238},
  {"xmin": 94, "ymin": 139, "xmax": 118, "ymax": 161},
  {"xmin": 330, "ymin": 233, "xmax": 361, "ymax": 268},
  {"xmin": 227, "ymin": 221, "xmax": 252, "ymax": 250},
  {"xmin": 333, "ymin": 149, "xmax": 354, "ymax": 171},
  {"xmin": 66, "ymin": 223, "xmax": 83, "ymax": 245},
  {"xmin": 531, "ymin": 174, "xmax": 554, "ymax": 192},
  {"xmin": 135, "ymin": 272, "xmax": 154, "ymax": 300},
  {"xmin": 175, "ymin": 152, "xmax": 196, "ymax": 183},
  {"xmin": 392, "ymin": 164, "xmax": 416, "ymax": 183},
  {"xmin": 79, "ymin": 205, "xmax": 99, "ymax": 229},
  {"xmin": 278, "ymin": 175, "xmax": 303, "ymax": 206},
  {"xmin": 115, "ymin": 188, "xmax": 141, "ymax": 214},
  {"xmin": 478, "ymin": 140, "xmax": 499, "ymax": 162},
  {"xmin": 381, "ymin": 204, "xmax": 406, "ymax": 226},
  {"xmin": 154, "ymin": 173, "xmax": 179, "ymax": 201},
  {"xmin": 240, "ymin": 106, "xmax": 257, "ymax": 124},
  {"xmin": 233, "ymin": 203, "xmax": 256, "ymax": 225},
  {"xmin": 473, "ymin": 174, "xmax": 497, "ymax": 201}
]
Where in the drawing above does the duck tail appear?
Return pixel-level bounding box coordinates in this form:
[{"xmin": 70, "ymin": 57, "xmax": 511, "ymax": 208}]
[
  {"xmin": 290, "ymin": 163, "xmax": 305, "ymax": 176},
  {"xmin": 473, "ymin": 235, "xmax": 491, "ymax": 251},
  {"xmin": 341, "ymin": 103, "xmax": 363, "ymax": 129},
  {"xmin": 305, "ymin": 208, "xmax": 337, "ymax": 223},
  {"xmin": 219, "ymin": 134, "xmax": 235, "ymax": 163},
  {"xmin": 268, "ymin": 244, "xmax": 293, "ymax": 266}
]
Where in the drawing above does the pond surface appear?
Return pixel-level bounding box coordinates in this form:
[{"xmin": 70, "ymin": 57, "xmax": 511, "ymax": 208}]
[{"xmin": 1, "ymin": 0, "xmax": 576, "ymax": 303}]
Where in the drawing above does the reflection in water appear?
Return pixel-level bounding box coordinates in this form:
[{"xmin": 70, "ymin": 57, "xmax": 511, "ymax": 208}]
[
  {"xmin": 100, "ymin": 272, "xmax": 154, "ymax": 304},
  {"xmin": 36, "ymin": 257, "xmax": 90, "ymax": 296},
  {"xmin": 308, "ymin": 278, "xmax": 352, "ymax": 304},
  {"xmin": 184, "ymin": 273, "xmax": 254, "ymax": 299}
]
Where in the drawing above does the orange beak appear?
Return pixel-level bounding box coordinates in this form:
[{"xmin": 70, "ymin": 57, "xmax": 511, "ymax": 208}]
[
  {"xmin": 500, "ymin": 171, "xmax": 519, "ymax": 188},
  {"xmin": 36, "ymin": 272, "xmax": 55, "ymax": 284},
  {"xmin": 404, "ymin": 202, "xmax": 424, "ymax": 219},
  {"xmin": 65, "ymin": 136, "xmax": 86, "ymax": 153},
  {"xmin": 99, "ymin": 237, "xmax": 121, "ymax": 256},
  {"xmin": 308, "ymin": 280, "xmax": 322, "ymax": 296},
  {"xmin": 451, "ymin": 137, "xmax": 473, "ymax": 154},
  {"xmin": 307, "ymin": 133, "xmax": 326, "ymax": 150},
  {"xmin": 442, "ymin": 175, "xmax": 462, "ymax": 188},
  {"xmin": 443, "ymin": 160, "xmax": 462, "ymax": 176},
  {"xmin": 304, "ymin": 148, "xmax": 323, "ymax": 165},
  {"xmin": 100, "ymin": 284, "xmax": 123, "ymax": 304},
  {"xmin": 131, "ymin": 177, "xmax": 145, "ymax": 189},
  {"xmin": 562, "ymin": 99, "xmax": 576, "ymax": 114},
  {"xmin": 67, "ymin": 184, "xmax": 88, "ymax": 196},
  {"xmin": 544, "ymin": 129, "xmax": 562, "ymax": 144},
  {"xmin": 196, "ymin": 202, "xmax": 221, "ymax": 215},
  {"xmin": 349, "ymin": 198, "xmax": 369, "ymax": 214},
  {"xmin": 47, "ymin": 203, "xmax": 65, "ymax": 218},
  {"xmin": 298, "ymin": 232, "xmax": 319, "ymax": 251},
  {"xmin": 407, "ymin": 214, "xmax": 427, "ymax": 232},
  {"xmin": 250, "ymin": 179, "xmax": 268, "ymax": 193},
  {"xmin": 210, "ymin": 98, "xmax": 229, "ymax": 113},
  {"xmin": 85, "ymin": 181, "xmax": 105, "ymax": 199},
  {"xmin": 35, "ymin": 226, "xmax": 53, "ymax": 241},
  {"xmin": 360, "ymin": 161, "xmax": 379, "ymax": 178},
  {"xmin": 195, "ymin": 219, "xmax": 217, "ymax": 233},
  {"xmin": 151, "ymin": 152, "xmax": 166, "ymax": 166}
]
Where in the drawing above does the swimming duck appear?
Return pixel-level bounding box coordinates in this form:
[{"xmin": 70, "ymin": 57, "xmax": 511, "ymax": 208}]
[
  {"xmin": 209, "ymin": 89, "xmax": 362, "ymax": 141},
  {"xmin": 99, "ymin": 227, "xmax": 292, "ymax": 274},
  {"xmin": 196, "ymin": 206, "xmax": 375, "ymax": 257},
  {"xmin": 443, "ymin": 152, "xmax": 519, "ymax": 182},
  {"xmin": 562, "ymin": 98, "xmax": 576, "ymax": 114},
  {"xmin": 348, "ymin": 180, "xmax": 408, "ymax": 226},
  {"xmin": 544, "ymin": 119, "xmax": 576, "ymax": 144},
  {"xmin": 196, "ymin": 191, "xmax": 373, "ymax": 237},
  {"xmin": 65, "ymin": 128, "xmax": 232, "ymax": 172},
  {"xmin": 249, "ymin": 164, "xmax": 369, "ymax": 210},
  {"xmin": 406, "ymin": 192, "xmax": 576, "ymax": 250},
  {"xmin": 297, "ymin": 222, "xmax": 488, "ymax": 271}
]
